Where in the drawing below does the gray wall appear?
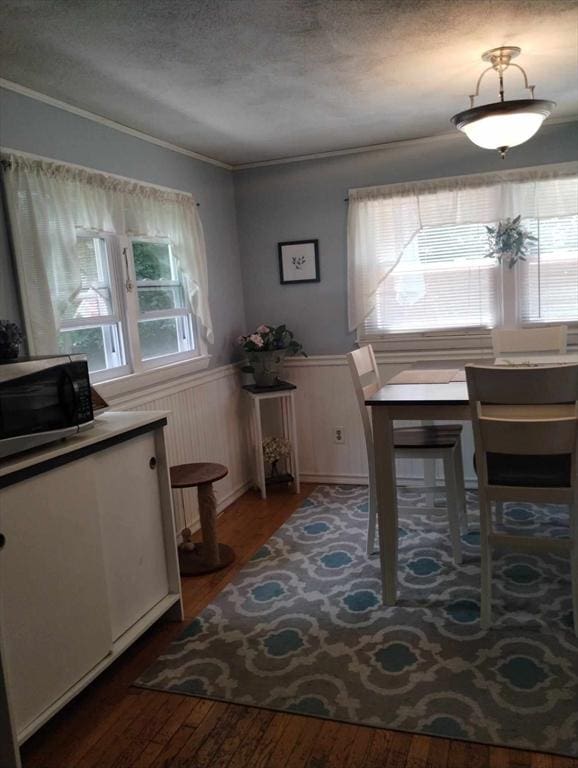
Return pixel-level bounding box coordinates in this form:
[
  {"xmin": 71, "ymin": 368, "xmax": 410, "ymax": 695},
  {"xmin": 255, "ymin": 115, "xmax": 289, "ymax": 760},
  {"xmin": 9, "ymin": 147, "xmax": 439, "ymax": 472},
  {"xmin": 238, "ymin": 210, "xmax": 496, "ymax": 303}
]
[
  {"xmin": 2, "ymin": 85, "xmax": 576, "ymax": 362},
  {"xmin": 234, "ymin": 121, "xmax": 578, "ymax": 355},
  {"xmin": 0, "ymin": 87, "xmax": 246, "ymax": 366}
]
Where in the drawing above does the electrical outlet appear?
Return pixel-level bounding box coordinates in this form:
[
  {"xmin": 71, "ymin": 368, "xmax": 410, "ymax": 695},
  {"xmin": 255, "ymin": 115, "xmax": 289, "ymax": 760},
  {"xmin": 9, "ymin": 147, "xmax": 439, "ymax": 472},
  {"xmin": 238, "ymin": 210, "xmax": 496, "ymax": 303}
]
[{"xmin": 334, "ymin": 426, "xmax": 346, "ymax": 445}]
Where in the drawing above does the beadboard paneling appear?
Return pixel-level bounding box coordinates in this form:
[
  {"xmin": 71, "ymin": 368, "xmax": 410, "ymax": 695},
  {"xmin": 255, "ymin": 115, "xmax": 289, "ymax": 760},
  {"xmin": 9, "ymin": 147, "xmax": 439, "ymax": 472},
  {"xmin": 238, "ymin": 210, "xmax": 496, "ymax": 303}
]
[
  {"xmin": 283, "ymin": 357, "xmax": 477, "ymax": 487},
  {"xmin": 101, "ymin": 356, "xmax": 476, "ymax": 538},
  {"xmin": 106, "ymin": 366, "xmax": 252, "ymax": 534}
]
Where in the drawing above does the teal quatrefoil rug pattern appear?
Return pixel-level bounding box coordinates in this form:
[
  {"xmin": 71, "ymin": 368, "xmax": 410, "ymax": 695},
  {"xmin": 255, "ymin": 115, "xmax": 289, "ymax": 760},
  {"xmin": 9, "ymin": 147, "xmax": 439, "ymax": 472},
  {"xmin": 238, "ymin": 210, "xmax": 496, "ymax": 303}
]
[{"xmin": 136, "ymin": 485, "xmax": 578, "ymax": 756}]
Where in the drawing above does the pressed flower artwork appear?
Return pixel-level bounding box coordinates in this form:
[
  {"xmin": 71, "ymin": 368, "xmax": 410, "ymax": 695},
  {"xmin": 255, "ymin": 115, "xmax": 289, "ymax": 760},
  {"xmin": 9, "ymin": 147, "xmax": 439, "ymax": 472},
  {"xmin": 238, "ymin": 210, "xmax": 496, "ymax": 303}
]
[{"xmin": 278, "ymin": 240, "xmax": 320, "ymax": 284}]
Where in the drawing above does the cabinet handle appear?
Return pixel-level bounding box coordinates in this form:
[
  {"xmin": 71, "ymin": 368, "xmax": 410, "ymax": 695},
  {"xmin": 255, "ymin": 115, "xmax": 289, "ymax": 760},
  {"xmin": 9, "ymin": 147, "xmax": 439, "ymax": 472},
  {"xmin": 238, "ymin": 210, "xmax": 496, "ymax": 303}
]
[
  {"xmin": 149, "ymin": 457, "xmax": 157, "ymax": 470},
  {"xmin": 0, "ymin": 534, "xmax": 5, "ymax": 550}
]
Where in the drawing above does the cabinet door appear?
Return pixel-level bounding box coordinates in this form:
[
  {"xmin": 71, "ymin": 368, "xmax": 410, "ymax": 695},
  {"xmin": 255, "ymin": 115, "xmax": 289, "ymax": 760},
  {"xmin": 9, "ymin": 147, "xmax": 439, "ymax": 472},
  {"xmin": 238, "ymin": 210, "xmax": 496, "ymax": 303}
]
[
  {"xmin": 95, "ymin": 431, "xmax": 170, "ymax": 641},
  {"xmin": 0, "ymin": 459, "xmax": 112, "ymax": 736}
]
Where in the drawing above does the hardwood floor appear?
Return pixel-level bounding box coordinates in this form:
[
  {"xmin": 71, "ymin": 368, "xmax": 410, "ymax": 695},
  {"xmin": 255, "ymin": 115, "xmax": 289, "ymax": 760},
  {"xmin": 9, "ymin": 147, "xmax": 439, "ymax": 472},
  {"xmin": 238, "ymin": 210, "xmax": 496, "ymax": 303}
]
[{"xmin": 21, "ymin": 484, "xmax": 577, "ymax": 768}]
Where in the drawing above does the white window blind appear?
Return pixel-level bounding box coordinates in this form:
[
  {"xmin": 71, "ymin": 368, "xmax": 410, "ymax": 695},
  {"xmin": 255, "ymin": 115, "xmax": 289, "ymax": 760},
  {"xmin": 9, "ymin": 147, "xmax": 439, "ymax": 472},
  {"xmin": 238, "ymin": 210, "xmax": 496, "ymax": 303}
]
[
  {"xmin": 348, "ymin": 163, "xmax": 578, "ymax": 341},
  {"xmin": 519, "ymin": 213, "xmax": 578, "ymax": 324},
  {"xmin": 364, "ymin": 222, "xmax": 498, "ymax": 336}
]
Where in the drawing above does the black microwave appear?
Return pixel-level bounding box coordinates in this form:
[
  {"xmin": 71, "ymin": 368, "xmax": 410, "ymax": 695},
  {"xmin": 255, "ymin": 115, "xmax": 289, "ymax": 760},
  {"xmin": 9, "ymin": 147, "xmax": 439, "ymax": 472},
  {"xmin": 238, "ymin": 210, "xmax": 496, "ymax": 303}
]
[{"xmin": 0, "ymin": 356, "xmax": 94, "ymax": 459}]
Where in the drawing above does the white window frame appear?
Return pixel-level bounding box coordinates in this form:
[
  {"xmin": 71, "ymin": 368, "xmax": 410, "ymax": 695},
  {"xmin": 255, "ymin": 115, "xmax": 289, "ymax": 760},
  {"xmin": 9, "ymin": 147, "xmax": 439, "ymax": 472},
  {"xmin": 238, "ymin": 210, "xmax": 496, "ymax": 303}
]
[
  {"xmin": 59, "ymin": 231, "xmax": 132, "ymax": 383},
  {"xmin": 59, "ymin": 230, "xmax": 206, "ymax": 383},
  {"xmin": 124, "ymin": 235, "xmax": 198, "ymax": 373}
]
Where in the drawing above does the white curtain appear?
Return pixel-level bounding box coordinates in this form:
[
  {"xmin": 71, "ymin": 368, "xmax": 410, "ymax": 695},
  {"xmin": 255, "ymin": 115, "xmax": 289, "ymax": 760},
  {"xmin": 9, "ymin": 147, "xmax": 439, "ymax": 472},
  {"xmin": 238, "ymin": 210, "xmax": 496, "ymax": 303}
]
[
  {"xmin": 347, "ymin": 162, "xmax": 578, "ymax": 333},
  {"xmin": 2, "ymin": 153, "xmax": 213, "ymax": 354}
]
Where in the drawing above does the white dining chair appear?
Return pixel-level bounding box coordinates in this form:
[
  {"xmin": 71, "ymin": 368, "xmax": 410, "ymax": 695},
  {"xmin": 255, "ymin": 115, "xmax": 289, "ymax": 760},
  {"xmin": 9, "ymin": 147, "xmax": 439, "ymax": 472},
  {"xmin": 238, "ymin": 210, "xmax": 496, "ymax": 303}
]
[
  {"xmin": 347, "ymin": 345, "xmax": 467, "ymax": 562},
  {"xmin": 466, "ymin": 363, "xmax": 578, "ymax": 634},
  {"xmin": 490, "ymin": 324, "xmax": 568, "ymax": 526},
  {"xmin": 491, "ymin": 325, "xmax": 567, "ymax": 357}
]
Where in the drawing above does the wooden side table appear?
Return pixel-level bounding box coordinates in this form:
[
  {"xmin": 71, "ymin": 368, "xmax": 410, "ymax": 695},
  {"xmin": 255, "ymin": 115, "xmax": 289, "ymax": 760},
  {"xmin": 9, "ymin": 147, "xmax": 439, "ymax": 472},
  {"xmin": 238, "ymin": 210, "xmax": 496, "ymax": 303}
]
[
  {"xmin": 170, "ymin": 462, "xmax": 235, "ymax": 575},
  {"xmin": 243, "ymin": 381, "xmax": 300, "ymax": 500}
]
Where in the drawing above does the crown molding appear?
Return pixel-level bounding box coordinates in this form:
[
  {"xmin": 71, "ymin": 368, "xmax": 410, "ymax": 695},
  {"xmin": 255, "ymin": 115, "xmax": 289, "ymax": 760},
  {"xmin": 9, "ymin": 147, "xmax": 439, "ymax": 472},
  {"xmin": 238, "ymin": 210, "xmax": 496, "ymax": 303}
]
[
  {"xmin": 0, "ymin": 78, "xmax": 232, "ymax": 171},
  {"xmin": 2, "ymin": 77, "xmax": 576, "ymax": 173},
  {"xmin": 232, "ymin": 113, "xmax": 578, "ymax": 171}
]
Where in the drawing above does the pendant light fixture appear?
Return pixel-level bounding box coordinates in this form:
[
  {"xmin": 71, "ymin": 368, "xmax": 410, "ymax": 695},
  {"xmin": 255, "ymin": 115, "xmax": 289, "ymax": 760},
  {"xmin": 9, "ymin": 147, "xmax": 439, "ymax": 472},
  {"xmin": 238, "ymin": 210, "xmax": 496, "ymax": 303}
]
[{"xmin": 451, "ymin": 46, "xmax": 555, "ymax": 158}]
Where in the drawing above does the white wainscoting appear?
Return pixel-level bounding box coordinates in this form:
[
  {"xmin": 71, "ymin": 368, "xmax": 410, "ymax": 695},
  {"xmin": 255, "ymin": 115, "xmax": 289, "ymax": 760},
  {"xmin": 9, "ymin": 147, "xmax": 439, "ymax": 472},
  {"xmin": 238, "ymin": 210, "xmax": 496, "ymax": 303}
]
[
  {"xmin": 105, "ymin": 364, "xmax": 252, "ymax": 534},
  {"xmin": 283, "ymin": 355, "xmax": 477, "ymax": 488},
  {"xmin": 101, "ymin": 355, "xmax": 476, "ymax": 535}
]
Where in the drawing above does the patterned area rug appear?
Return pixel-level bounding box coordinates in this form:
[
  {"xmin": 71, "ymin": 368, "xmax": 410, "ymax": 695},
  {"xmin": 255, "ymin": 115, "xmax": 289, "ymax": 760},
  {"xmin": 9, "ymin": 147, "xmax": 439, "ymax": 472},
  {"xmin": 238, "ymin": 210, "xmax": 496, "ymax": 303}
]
[{"xmin": 136, "ymin": 485, "xmax": 578, "ymax": 756}]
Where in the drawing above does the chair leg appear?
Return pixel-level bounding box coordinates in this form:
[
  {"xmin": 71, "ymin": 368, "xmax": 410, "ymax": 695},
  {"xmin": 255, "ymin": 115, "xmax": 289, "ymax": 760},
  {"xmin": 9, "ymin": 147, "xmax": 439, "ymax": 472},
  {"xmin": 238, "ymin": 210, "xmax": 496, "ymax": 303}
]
[
  {"xmin": 570, "ymin": 504, "xmax": 578, "ymax": 637},
  {"xmin": 367, "ymin": 465, "xmax": 378, "ymax": 556},
  {"xmin": 443, "ymin": 453, "xmax": 463, "ymax": 565},
  {"xmin": 453, "ymin": 437, "xmax": 468, "ymax": 533},
  {"xmin": 479, "ymin": 491, "xmax": 493, "ymax": 630},
  {"xmin": 424, "ymin": 456, "xmax": 437, "ymax": 507},
  {"xmin": 495, "ymin": 501, "xmax": 504, "ymax": 528}
]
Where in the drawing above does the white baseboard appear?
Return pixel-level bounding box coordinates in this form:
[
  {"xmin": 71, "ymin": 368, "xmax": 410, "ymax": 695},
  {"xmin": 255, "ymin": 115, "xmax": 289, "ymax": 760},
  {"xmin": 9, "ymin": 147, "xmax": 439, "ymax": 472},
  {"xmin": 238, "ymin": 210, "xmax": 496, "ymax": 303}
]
[
  {"xmin": 301, "ymin": 472, "xmax": 479, "ymax": 490},
  {"xmin": 300, "ymin": 473, "xmax": 368, "ymax": 485}
]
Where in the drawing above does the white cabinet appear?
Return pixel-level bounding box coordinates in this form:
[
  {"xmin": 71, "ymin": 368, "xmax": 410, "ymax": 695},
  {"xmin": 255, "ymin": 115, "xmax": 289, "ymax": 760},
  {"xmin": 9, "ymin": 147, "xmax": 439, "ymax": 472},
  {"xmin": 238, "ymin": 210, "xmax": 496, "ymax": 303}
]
[
  {"xmin": 0, "ymin": 412, "xmax": 182, "ymax": 768},
  {"xmin": 0, "ymin": 458, "xmax": 112, "ymax": 736},
  {"xmin": 95, "ymin": 432, "xmax": 170, "ymax": 641}
]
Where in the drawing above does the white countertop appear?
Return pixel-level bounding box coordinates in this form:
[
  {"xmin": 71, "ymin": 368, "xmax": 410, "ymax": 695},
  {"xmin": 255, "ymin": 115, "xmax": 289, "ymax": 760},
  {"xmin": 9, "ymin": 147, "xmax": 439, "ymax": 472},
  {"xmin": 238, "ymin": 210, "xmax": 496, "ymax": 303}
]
[{"xmin": 0, "ymin": 411, "xmax": 170, "ymax": 479}]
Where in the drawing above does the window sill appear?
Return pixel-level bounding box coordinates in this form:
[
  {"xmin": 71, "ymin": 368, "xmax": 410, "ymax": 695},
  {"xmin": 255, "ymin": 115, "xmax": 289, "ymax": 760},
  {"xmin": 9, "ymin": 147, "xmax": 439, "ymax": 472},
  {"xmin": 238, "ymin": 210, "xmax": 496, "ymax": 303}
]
[
  {"xmin": 361, "ymin": 323, "xmax": 578, "ymax": 364},
  {"xmin": 360, "ymin": 329, "xmax": 493, "ymax": 362},
  {"xmin": 95, "ymin": 354, "xmax": 212, "ymax": 403}
]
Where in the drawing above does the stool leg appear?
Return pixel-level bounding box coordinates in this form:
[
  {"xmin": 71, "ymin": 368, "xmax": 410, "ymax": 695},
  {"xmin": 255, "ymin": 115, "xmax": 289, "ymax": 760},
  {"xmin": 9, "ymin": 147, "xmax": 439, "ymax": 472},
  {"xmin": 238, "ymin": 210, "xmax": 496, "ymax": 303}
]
[{"xmin": 198, "ymin": 482, "xmax": 220, "ymax": 567}]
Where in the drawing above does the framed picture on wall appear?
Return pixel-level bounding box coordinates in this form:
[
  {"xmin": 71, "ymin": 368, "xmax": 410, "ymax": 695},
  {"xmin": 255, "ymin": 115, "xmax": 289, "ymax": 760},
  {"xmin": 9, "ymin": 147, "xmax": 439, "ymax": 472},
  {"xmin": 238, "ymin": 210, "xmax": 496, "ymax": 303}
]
[{"xmin": 278, "ymin": 239, "xmax": 320, "ymax": 284}]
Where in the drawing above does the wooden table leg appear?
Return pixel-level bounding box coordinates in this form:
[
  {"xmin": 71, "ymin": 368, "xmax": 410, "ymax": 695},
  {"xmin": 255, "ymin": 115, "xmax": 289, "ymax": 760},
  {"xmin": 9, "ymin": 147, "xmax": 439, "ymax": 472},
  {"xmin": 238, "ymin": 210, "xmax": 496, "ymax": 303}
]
[{"xmin": 371, "ymin": 406, "xmax": 398, "ymax": 605}]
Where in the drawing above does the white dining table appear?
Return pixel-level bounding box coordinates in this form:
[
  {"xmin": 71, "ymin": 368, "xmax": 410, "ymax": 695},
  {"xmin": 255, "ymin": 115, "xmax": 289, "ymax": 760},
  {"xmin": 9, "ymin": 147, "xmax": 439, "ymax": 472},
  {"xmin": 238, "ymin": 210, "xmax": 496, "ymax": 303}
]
[
  {"xmin": 365, "ymin": 355, "xmax": 578, "ymax": 605},
  {"xmin": 366, "ymin": 369, "xmax": 470, "ymax": 605}
]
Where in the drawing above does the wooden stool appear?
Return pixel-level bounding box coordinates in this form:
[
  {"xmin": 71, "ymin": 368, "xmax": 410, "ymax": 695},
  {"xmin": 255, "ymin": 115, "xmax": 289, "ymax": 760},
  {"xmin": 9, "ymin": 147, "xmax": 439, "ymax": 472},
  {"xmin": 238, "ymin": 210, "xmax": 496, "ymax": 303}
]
[{"xmin": 170, "ymin": 462, "xmax": 235, "ymax": 576}]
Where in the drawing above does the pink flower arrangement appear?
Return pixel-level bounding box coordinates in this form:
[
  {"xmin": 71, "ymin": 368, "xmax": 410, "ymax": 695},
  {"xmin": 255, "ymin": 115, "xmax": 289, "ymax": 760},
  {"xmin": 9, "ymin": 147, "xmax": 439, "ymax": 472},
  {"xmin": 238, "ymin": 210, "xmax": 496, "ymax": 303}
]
[{"xmin": 237, "ymin": 324, "xmax": 305, "ymax": 356}]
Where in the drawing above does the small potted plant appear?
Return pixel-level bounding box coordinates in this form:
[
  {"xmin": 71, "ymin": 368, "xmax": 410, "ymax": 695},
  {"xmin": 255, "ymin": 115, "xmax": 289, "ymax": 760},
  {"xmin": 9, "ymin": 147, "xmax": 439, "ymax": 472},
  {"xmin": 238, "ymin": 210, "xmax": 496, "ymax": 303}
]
[
  {"xmin": 0, "ymin": 320, "xmax": 23, "ymax": 361},
  {"xmin": 238, "ymin": 324, "xmax": 306, "ymax": 387},
  {"xmin": 485, "ymin": 215, "xmax": 537, "ymax": 269}
]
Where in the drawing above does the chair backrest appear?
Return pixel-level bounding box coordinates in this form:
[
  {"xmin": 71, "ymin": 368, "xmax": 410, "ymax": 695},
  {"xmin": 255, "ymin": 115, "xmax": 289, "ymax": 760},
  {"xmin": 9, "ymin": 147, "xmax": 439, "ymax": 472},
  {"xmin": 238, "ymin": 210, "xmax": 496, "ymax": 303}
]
[
  {"xmin": 491, "ymin": 325, "xmax": 567, "ymax": 356},
  {"xmin": 347, "ymin": 345, "xmax": 381, "ymax": 456},
  {"xmin": 466, "ymin": 363, "xmax": 578, "ymax": 493}
]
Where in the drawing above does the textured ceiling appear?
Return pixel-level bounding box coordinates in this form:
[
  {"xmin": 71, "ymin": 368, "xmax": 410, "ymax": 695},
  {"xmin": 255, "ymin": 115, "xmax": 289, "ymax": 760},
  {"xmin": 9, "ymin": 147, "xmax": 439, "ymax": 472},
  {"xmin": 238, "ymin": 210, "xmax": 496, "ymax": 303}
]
[{"xmin": 1, "ymin": 0, "xmax": 577, "ymax": 165}]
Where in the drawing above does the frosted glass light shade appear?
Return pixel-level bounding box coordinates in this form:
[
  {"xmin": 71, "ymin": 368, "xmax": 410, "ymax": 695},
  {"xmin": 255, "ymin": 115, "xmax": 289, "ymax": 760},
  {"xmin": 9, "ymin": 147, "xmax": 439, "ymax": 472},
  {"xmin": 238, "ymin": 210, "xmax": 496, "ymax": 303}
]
[
  {"xmin": 462, "ymin": 112, "xmax": 544, "ymax": 149},
  {"xmin": 452, "ymin": 99, "xmax": 555, "ymax": 153}
]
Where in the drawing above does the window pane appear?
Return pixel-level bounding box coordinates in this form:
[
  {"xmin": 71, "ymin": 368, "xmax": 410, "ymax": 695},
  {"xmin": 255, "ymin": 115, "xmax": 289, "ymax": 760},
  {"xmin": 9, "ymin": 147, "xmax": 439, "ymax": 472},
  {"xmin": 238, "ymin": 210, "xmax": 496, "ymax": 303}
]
[
  {"xmin": 138, "ymin": 286, "xmax": 185, "ymax": 313},
  {"xmin": 60, "ymin": 237, "xmax": 113, "ymax": 320},
  {"xmin": 58, "ymin": 327, "xmax": 106, "ymax": 372},
  {"xmin": 133, "ymin": 241, "xmax": 172, "ymax": 281},
  {"xmin": 138, "ymin": 317, "xmax": 180, "ymax": 360},
  {"xmin": 519, "ymin": 215, "xmax": 578, "ymax": 324}
]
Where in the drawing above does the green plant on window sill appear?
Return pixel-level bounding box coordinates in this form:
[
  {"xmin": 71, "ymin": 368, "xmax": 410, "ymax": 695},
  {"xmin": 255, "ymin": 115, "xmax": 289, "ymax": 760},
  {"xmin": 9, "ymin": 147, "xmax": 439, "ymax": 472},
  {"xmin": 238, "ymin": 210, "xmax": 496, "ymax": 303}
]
[{"xmin": 485, "ymin": 215, "xmax": 537, "ymax": 269}]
